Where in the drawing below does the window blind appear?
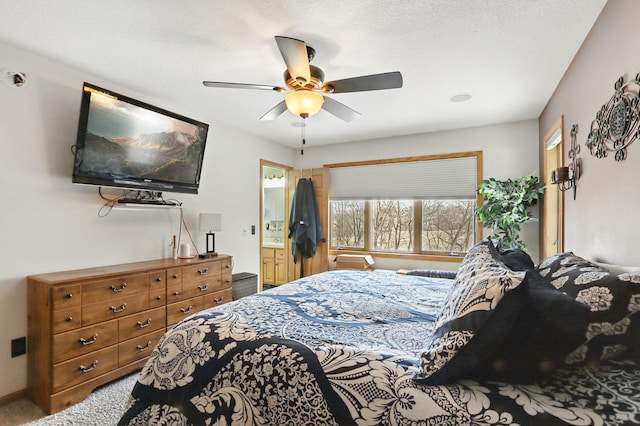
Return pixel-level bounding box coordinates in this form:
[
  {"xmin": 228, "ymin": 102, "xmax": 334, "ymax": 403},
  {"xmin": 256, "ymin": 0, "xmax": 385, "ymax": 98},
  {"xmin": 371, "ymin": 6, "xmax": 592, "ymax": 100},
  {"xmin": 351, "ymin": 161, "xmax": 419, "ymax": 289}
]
[{"xmin": 328, "ymin": 155, "xmax": 478, "ymax": 200}]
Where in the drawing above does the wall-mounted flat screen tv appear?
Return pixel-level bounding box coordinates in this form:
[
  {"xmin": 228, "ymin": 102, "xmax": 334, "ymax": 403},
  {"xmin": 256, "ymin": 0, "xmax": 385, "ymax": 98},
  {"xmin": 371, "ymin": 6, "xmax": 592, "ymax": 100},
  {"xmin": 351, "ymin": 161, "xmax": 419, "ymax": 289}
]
[{"xmin": 72, "ymin": 83, "xmax": 209, "ymax": 195}]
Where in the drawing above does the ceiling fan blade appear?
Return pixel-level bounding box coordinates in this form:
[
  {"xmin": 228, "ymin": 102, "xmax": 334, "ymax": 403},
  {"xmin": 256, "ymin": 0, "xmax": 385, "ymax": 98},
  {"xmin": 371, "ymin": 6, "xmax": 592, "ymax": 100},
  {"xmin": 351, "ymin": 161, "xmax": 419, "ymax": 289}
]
[
  {"xmin": 321, "ymin": 97, "xmax": 361, "ymax": 122},
  {"xmin": 203, "ymin": 81, "xmax": 286, "ymax": 92},
  {"xmin": 275, "ymin": 36, "xmax": 311, "ymax": 84},
  {"xmin": 259, "ymin": 101, "xmax": 288, "ymax": 121},
  {"xmin": 322, "ymin": 71, "xmax": 403, "ymax": 93}
]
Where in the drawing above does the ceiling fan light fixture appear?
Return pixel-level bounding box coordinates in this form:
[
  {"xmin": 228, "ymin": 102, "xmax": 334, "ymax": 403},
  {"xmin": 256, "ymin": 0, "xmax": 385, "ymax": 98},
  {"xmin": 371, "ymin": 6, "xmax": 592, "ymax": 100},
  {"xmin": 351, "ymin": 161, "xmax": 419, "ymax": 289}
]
[{"xmin": 285, "ymin": 90, "xmax": 324, "ymax": 118}]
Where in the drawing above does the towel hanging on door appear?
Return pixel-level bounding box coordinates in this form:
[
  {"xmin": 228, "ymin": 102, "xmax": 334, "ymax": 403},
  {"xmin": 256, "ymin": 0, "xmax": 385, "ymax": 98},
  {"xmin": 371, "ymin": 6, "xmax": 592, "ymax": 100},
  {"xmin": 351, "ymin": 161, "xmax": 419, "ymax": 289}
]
[{"xmin": 288, "ymin": 178, "xmax": 324, "ymax": 277}]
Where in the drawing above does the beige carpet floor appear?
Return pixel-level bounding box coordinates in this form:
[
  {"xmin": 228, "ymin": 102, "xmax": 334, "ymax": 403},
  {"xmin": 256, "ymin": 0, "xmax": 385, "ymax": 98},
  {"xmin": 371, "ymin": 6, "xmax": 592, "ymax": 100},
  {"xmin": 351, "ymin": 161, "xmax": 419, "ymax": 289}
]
[{"xmin": 0, "ymin": 372, "xmax": 137, "ymax": 425}]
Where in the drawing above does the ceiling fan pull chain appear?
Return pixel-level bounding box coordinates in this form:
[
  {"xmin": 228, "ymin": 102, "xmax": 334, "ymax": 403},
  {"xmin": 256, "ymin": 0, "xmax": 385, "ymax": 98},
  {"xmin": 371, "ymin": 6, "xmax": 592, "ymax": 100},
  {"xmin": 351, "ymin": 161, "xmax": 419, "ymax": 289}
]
[{"xmin": 300, "ymin": 117, "xmax": 306, "ymax": 155}]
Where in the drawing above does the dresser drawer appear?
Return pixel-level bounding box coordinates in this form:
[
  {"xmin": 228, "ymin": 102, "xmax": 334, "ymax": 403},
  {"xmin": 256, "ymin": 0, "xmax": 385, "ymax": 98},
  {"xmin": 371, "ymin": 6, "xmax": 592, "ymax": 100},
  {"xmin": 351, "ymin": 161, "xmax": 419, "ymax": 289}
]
[
  {"xmin": 81, "ymin": 292, "xmax": 149, "ymax": 326},
  {"xmin": 118, "ymin": 307, "xmax": 166, "ymax": 341},
  {"xmin": 149, "ymin": 271, "xmax": 166, "ymax": 308},
  {"xmin": 182, "ymin": 277, "xmax": 225, "ymax": 300},
  {"xmin": 149, "ymin": 288, "xmax": 165, "ymax": 308},
  {"xmin": 82, "ymin": 273, "xmax": 150, "ymax": 305},
  {"xmin": 149, "ymin": 270, "xmax": 166, "ymax": 287},
  {"xmin": 52, "ymin": 306, "xmax": 82, "ymax": 334},
  {"xmin": 52, "ymin": 321, "xmax": 118, "ymax": 364},
  {"xmin": 167, "ymin": 297, "xmax": 204, "ymax": 327},
  {"xmin": 220, "ymin": 272, "xmax": 232, "ymax": 289},
  {"xmin": 203, "ymin": 288, "xmax": 233, "ymax": 309},
  {"xmin": 52, "ymin": 345, "xmax": 118, "ymax": 393},
  {"xmin": 51, "ymin": 284, "xmax": 81, "ymax": 310},
  {"xmin": 166, "ymin": 267, "xmax": 182, "ymax": 286},
  {"xmin": 118, "ymin": 329, "xmax": 165, "ymax": 367},
  {"xmin": 166, "ymin": 283, "xmax": 183, "ymax": 303},
  {"xmin": 183, "ymin": 262, "xmax": 221, "ymax": 284},
  {"xmin": 220, "ymin": 258, "xmax": 232, "ymax": 274}
]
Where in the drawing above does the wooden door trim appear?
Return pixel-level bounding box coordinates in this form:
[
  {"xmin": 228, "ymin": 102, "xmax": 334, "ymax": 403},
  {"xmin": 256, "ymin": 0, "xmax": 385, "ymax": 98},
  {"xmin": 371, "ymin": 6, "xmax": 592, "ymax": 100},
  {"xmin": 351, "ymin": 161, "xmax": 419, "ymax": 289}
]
[
  {"xmin": 260, "ymin": 160, "xmax": 292, "ymax": 290},
  {"xmin": 541, "ymin": 116, "xmax": 565, "ymax": 258}
]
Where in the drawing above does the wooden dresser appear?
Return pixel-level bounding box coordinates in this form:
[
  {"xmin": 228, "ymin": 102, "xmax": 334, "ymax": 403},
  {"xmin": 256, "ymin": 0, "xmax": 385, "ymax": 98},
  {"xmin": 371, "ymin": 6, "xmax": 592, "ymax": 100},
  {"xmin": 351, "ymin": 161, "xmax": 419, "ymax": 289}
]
[{"xmin": 27, "ymin": 255, "xmax": 232, "ymax": 414}]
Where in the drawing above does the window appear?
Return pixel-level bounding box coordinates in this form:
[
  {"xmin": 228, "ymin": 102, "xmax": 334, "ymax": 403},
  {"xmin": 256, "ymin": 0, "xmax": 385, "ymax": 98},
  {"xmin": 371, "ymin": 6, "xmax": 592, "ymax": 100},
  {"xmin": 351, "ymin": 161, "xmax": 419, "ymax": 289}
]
[
  {"xmin": 372, "ymin": 200, "xmax": 414, "ymax": 251},
  {"xmin": 328, "ymin": 152, "xmax": 482, "ymax": 257},
  {"xmin": 421, "ymin": 199, "xmax": 476, "ymax": 253},
  {"xmin": 330, "ymin": 200, "xmax": 365, "ymax": 248}
]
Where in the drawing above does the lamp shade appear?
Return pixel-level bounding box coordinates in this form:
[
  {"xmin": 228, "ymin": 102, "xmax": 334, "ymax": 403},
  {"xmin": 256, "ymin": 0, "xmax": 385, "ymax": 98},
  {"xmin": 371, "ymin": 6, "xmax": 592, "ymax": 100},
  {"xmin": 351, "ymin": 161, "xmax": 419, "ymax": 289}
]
[
  {"xmin": 199, "ymin": 213, "xmax": 222, "ymax": 232},
  {"xmin": 285, "ymin": 90, "xmax": 324, "ymax": 118}
]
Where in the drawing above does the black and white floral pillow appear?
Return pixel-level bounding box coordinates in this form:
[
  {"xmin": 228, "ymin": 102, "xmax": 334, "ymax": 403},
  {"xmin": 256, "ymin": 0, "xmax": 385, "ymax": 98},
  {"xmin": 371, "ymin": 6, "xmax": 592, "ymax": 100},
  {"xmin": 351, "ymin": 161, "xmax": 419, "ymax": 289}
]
[
  {"xmin": 537, "ymin": 253, "xmax": 640, "ymax": 365},
  {"xmin": 469, "ymin": 247, "xmax": 590, "ymax": 383},
  {"xmin": 536, "ymin": 251, "xmax": 603, "ymax": 282},
  {"xmin": 415, "ymin": 240, "xmax": 528, "ymax": 384}
]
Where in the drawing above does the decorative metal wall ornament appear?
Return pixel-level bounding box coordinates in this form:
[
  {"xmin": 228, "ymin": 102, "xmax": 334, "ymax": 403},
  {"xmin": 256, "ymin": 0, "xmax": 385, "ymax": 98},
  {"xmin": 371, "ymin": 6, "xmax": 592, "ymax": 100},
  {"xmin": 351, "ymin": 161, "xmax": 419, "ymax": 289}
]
[
  {"xmin": 551, "ymin": 124, "xmax": 581, "ymax": 200},
  {"xmin": 585, "ymin": 73, "xmax": 640, "ymax": 161}
]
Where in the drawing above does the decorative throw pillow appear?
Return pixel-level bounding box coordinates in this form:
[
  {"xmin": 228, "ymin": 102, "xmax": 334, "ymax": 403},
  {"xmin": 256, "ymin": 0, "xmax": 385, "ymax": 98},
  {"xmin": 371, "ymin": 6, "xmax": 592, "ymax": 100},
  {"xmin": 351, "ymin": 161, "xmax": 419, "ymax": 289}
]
[
  {"xmin": 415, "ymin": 240, "xmax": 528, "ymax": 384},
  {"xmin": 470, "ymin": 247, "xmax": 590, "ymax": 382},
  {"xmin": 499, "ymin": 247, "xmax": 536, "ymax": 271},
  {"xmin": 553, "ymin": 267, "xmax": 640, "ymax": 365},
  {"xmin": 536, "ymin": 251, "xmax": 603, "ymax": 281}
]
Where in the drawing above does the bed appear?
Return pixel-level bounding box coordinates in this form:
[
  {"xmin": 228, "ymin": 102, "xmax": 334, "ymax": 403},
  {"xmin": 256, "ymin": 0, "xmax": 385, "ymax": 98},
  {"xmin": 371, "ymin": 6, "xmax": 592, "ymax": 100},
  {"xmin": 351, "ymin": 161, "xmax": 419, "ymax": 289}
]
[{"xmin": 118, "ymin": 241, "xmax": 640, "ymax": 425}]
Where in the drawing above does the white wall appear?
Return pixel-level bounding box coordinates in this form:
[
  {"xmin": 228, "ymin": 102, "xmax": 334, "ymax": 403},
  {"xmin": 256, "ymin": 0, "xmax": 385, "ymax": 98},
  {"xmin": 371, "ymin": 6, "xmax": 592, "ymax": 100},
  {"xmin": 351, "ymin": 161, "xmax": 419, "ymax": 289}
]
[
  {"xmin": 293, "ymin": 120, "xmax": 541, "ymax": 270},
  {"xmin": 539, "ymin": 0, "xmax": 640, "ymax": 267},
  {"xmin": 0, "ymin": 40, "xmax": 293, "ymax": 398}
]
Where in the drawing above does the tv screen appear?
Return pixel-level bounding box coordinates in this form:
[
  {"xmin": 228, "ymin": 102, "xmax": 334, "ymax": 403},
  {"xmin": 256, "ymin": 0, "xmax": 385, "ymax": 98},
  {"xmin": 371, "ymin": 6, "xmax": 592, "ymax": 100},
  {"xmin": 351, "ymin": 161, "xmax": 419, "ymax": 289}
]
[{"xmin": 72, "ymin": 83, "xmax": 209, "ymax": 195}]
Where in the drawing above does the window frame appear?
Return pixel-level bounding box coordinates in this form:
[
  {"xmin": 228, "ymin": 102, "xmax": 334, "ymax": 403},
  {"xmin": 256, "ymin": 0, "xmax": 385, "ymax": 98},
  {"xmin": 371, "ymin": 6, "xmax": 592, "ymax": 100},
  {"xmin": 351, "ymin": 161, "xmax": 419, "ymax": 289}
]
[{"xmin": 326, "ymin": 151, "xmax": 483, "ymax": 263}]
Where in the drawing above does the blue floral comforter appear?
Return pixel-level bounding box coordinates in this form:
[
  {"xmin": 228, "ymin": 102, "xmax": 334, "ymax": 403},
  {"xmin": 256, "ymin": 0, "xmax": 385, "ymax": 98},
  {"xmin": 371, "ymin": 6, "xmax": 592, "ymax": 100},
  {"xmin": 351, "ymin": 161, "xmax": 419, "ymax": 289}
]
[{"xmin": 118, "ymin": 270, "xmax": 640, "ymax": 425}]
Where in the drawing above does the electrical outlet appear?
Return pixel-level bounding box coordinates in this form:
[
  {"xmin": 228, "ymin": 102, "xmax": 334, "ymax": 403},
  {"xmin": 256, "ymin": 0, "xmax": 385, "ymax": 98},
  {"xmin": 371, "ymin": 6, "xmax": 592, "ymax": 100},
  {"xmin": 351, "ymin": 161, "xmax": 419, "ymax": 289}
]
[{"xmin": 11, "ymin": 336, "xmax": 26, "ymax": 357}]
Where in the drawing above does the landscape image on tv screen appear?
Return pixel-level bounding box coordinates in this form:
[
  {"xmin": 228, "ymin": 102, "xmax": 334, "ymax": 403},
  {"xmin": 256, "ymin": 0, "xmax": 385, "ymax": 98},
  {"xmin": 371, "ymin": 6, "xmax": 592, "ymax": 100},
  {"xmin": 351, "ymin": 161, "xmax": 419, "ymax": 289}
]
[{"xmin": 77, "ymin": 88, "xmax": 207, "ymax": 189}]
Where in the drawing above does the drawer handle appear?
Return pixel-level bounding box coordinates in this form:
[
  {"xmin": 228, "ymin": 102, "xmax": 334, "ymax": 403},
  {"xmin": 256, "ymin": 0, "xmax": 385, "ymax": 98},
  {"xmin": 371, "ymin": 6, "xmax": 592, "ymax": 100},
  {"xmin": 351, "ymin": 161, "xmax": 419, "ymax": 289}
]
[
  {"xmin": 79, "ymin": 360, "xmax": 99, "ymax": 373},
  {"xmin": 156, "ymin": 277, "xmax": 162, "ymax": 282},
  {"xmin": 110, "ymin": 283, "xmax": 127, "ymax": 293},
  {"xmin": 172, "ymin": 274, "xmax": 179, "ymax": 279},
  {"xmin": 137, "ymin": 318, "xmax": 152, "ymax": 328},
  {"xmin": 198, "ymin": 268, "xmax": 209, "ymax": 275},
  {"xmin": 79, "ymin": 334, "xmax": 99, "ymax": 346},
  {"xmin": 156, "ymin": 295, "xmax": 162, "ymax": 300},
  {"xmin": 198, "ymin": 283, "xmax": 209, "ymax": 292},
  {"xmin": 66, "ymin": 316, "xmax": 73, "ymax": 322},
  {"xmin": 65, "ymin": 293, "xmax": 73, "ymax": 299},
  {"xmin": 214, "ymin": 296, "xmax": 225, "ymax": 304},
  {"xmin": 180, "ymin": 305, "xmax": 193, "ymax": 314},
  {"xmin": 225, "ymin": 264, "xmax": 230, "ymax": 269},
  {"xmin": 110, "ymin": 303, "xmax": 127, "ymax": 313},
  {"xmin": 173, "ymin": 291, "xmax": 180, "ymax": 296},
  {"xmin": 137, "ymin": 341, "xmax": 152, "ymax": 352}
]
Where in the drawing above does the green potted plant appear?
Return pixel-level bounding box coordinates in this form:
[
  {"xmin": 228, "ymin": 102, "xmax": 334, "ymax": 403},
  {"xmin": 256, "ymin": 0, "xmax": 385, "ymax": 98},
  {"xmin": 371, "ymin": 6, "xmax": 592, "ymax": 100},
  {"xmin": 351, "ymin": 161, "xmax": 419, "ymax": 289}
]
[{"xmin": 475, "ymin": 173, "xmax": 545, "ymax": 250}]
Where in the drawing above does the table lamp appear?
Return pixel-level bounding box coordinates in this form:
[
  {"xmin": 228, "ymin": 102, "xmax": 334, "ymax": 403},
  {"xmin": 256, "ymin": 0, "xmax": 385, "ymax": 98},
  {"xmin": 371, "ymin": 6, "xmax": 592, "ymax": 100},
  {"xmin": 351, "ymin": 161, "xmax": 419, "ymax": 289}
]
[{"xmin": 199, "ymin": 213, "xmax": 222, "ymax": 258}]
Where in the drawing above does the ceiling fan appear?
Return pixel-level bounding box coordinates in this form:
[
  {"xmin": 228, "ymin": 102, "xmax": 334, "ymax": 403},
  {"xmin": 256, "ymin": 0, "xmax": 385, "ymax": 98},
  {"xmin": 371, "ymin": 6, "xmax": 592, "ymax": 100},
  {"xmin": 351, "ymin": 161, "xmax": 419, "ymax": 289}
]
[{"xmin": 202, "ymin": 36, "xmax": 403, "ymax": 122}]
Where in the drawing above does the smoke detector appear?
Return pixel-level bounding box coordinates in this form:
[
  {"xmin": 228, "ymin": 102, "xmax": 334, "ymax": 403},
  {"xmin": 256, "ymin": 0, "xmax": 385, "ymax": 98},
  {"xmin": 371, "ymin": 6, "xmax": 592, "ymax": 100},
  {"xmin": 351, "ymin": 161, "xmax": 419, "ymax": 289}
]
[{"xmin": 1, "ymin": 69, "xmax": 27, "ymax": 88}]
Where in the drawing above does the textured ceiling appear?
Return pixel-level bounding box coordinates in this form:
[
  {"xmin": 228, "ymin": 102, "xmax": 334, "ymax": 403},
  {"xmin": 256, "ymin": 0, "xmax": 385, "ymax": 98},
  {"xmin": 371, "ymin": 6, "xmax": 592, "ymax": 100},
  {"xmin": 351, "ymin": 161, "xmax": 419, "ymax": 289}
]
[{"xmin": 0, "ymin": 0, "xmax": 607, "ymax": 148}]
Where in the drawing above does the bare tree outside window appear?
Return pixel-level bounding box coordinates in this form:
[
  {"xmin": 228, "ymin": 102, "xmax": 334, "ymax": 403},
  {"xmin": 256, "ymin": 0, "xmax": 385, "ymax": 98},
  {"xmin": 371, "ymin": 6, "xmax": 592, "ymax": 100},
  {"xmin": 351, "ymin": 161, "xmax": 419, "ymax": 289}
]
[
  {"xmin": 372, "ymin": 200, "xmax": 413, "ymax": 251},
  {"xmin": 330, "ymin": 200, "xmax": 365, "ymax": 248},
  {"xmin": 422, "ymin": 199, "xmax": 475, "ymax": 253}
]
